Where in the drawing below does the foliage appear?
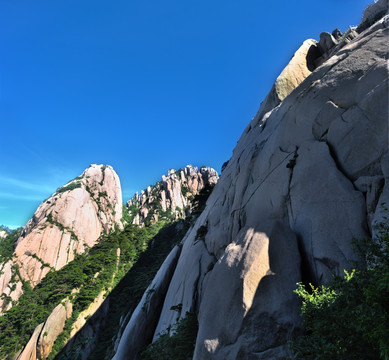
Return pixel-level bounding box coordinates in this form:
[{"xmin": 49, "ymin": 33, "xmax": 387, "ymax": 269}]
[
  {"xmin": 0, "ymin": 174, "xmax": 216, "ymax": 359},
  {"xmin": 0, "ymin": 222, "xmax": 162, "ymax": 359},
  {"xmin": 86, "ymin": 220, "xmax": 191, "ymax": 360},
  {"xmin": 121, "ymin": 203, "xmax": 132, "ymax": 224},
  {"xmin": 292, "ymin": 221, "xmax": 389, "ymax": 360},
  {"xmin": 139, "ymin": 312, "xmax": 198, "ymax": 360},
  {"xmin": 0, "ymin": 228, "xmax": 21, "ymax": 264},
  {"xmin": 221, "ymin": 160, "xmax": 229, "ymax": 173},
  {"xmin": 196, "ymin": 224, "xmax": 208, "ymax": 241},
  {"xmin": 56, "ymin": 181, "xmax": 82, "ymax": 194}
]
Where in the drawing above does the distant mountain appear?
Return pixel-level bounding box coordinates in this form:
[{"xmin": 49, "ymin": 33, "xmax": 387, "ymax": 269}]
[
  {"xmin": 126, "ymin": 165, "xmax": 218, "ymax": 227},
  {"xmin": 0, "ymin": 164, "xmax": 123, "ymax": 313}
]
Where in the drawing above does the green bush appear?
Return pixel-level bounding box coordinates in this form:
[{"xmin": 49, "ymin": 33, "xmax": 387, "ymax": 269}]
[
  {"xmin": 56, "ymin": 181, "xmax": 82, "ymax": 194},
  {"xmin": 292, "ymin": 221, "xmax": 389, "ymax": 360},
  {"xmin": 140, "ymin": 312, "xmax": 198, "ymax": 360},
  {"xmin": 0, "ymin": 229, "xmax": 21, "ymax": 263}
]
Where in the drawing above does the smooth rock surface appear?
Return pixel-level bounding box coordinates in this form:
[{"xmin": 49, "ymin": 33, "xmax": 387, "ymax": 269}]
[
  {"xmin": 113, "ymin": 246, "xmax": 181, "ymax": 360},
  {"xmin": 36, "ymin": 300, "xmax": 73, "ymax": 359},
  {"xmin": 255, "ymin": 39, "xmax": 320, "ymax": 122},
  {"xmin": 149, "ymin": 19, "xmax": 388, "ymax": 359},
  {"xmin": 0, "ymin": 164, "xmax": 123, "ymax": 311},
  {"xmin": 17, "ymin": 323, "xmax": 44, "ymax": 360}
]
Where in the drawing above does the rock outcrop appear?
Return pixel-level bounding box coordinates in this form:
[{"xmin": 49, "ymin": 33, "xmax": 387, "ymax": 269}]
[
  {"xmin": 0, "ymin": 164, "xmax": 123, "ymax": 312},
  {"xmin": 255, "ymin": 39, "xmax": 321, "ymax": 121},
  {"xmin": 114, "ymin": 12, "xmax": 388, "ymax": 360},
  {"xmin": 0, "ymin": 230, "xmax": 7, "ymax": 239},
  {"xmin": 127, "ymin": 165, "xmax": 218, "ymax": 226},
  {"xmin": 361, "ymin": 0, "xmax": 389, "ymax": 25},
  {"xmin": 16, "ymin": 298, "xmax": 72, "ymax": 360},
  {"xmin": 113, "ymin": 246, "xmax": 181, "ymax": 360}
]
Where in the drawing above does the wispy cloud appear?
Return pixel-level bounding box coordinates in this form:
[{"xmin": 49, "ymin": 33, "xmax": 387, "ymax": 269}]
[
  {"xmin": 0, "ymin": 175, "xmax": 54, "ymax": 194},
  {"xmin": 0, "ymin": 191, "xmax": 47, "ymax": 201}
]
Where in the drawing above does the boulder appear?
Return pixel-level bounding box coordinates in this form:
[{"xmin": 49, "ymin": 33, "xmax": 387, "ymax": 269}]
[
  {"xmin": 332, "ymin": 28, "xmax": 342, "ymax": 39},
  {"xmin": 253, "ymin": 38, "xmax": 320, "ymax": 124},
  {"xmin": 318, "ymin": 32, "xmax": 338, "ymax": 53},
  {"xmin": 361, "ymin": 0, "xmax": 389, "ymax": 25},
  {"xmin": 36, "ymin": 300, "xmax": 73, "ymax": 359}
]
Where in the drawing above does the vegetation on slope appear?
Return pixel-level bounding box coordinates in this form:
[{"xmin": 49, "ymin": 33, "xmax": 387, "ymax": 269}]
[
  {"xmin": 0, "ymin": 183, "xmax": 214, "ymax": 359},
  {"xmin": 292, "ymin": 220, "xmax": 389, "ymax": 360},
  {"xmin": 0, "ymin": 223, "xmax": 162, "ymax": 359},
  {"xmin": 84, "ymin": 220, "xmax": 192, "ymax": 360},
  {"xmin": 82, "ymin": 186, "xmax": 213, "ymax": 360},
  {"xmin": 140, "ymin": 312, "xmax": 198, "ymax": 360},
  {"xmin": 0, "ymin": 228, "xmax": 21, "ymax": 264}
]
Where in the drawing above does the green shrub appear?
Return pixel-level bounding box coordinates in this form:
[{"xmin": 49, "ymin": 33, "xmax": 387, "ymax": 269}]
[
  {"xmin": 0, "ymin": 229, "xmax": 21, "ymax": 263},
  {"xmin": 292, "ymin": 221, "xmax": 389, "ymax": 360},
  {"xmin": 56, "ymin": 181, "xmax": 82, "ymax": 194},
  {"xmin": 140, "ymin": 312, "xmax": 198, "ymax": 360}
]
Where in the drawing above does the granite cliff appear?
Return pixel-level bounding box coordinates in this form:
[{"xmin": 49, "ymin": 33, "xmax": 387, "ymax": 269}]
[
  {"xmin": 0, "ymin": 2, "xmax": 387, "ymax": 360},
  {"xmin": 0, "ymin": 164, "xmax": 123, "ymax": 313},
  {"xmin": 113, "ymin": 6, "xmax": 389, "ymax": 360},
  {"xmin": 127, "ymin": 165, "xmax": 218, "ymax": 226}
]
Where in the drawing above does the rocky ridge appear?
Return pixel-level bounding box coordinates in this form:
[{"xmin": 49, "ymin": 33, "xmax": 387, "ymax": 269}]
[
  {"xmin": 127, "ymin": 165, "xmax": 218, "ymax": 226},
  {"xmin": 113, "ymin": 9, "xmax": 389, "ymax": 360},
  {"xmin": 0, "ymin": 164, "xmax": 123, "ymax": 312}
]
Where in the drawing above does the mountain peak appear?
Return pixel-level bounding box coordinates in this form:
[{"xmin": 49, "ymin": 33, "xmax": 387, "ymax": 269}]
[
  {"xmin": 127, "ymin": 165, "xmax": 218, "ymax": 226},
  {"xmin": 0, "ymin": 164, "xmax": 123, "ymax": 312}
]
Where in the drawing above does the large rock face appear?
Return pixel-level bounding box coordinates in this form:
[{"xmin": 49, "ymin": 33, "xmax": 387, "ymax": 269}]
[
  {"xmin": 0, "ymin": 164, "xmax": 123, "ymax": 312},
  {"xmin": 120, "ymin": 14, "xmax": 388, "ymax": 360},
  {"xmin": 113, "ymin": 246, "xmax": 181, "ymax": 360},
  {"xmin": 127, "ymin": 165, "xmax": 218, "ymax": 226}
]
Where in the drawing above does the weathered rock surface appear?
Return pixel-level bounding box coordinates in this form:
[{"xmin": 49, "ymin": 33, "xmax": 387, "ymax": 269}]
[
  {"xmin": 16, "ymin": 323, "xmax": 44, "ymax": 360},
  {"xmin": 15, "ymin": 297, "xmax": 73, "ymax": 360},
  {"xmin": 127, "ymin": 165, "xmax": 218, "ymax": 226},
  {"xmin": 113, "ymin": 245, "xmax": 181, "ymax": 360},
  {"xmin": 361, "ymin": 0, "xmax": 389, "ymax": 25},
  {"xmin": 255, "ymin": 39, "xmax": 321, "ymax": 122},
  {"xmin": 0, "ymin": 164, "xmax": 123, "ymax": 312},
  {"xmin": 61, "ymin": 290, "xmax": 110, "ymax": 360},
  {"xmin": 36, "ymin": 300, "xmax": 73, "ymax": 359},
  {"xmin": 129, "ymin": 15, "xmax": 388, "ymax": 360},
  {"xmin": 0, "ymin": 230, "xmax": 7, "ymax": 239}
]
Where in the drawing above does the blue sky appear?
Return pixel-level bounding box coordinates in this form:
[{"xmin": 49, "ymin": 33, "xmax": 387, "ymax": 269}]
[{"xmin": 0, "ymin": 0, "xmax": 372, "ymax": 228}]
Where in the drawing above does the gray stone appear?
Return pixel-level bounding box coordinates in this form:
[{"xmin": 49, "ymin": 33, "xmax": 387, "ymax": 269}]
[
  {"xmin": 332, "ymin": 28, "xmax": 342, "ymax": 39},
  {"xmin": 361, "ymin": 0, "xmax": 389, "ymax": 25},
  {"xmin": 146, "ymin": 18, "xmax": 388, "ymax": 360},
  {"xmin": 113, "ymin": 246, "xmax": 182, "ymax": 360},
  {"xmin": 318, "ymin": 32, "xmax": 338, "ymax": 53}
]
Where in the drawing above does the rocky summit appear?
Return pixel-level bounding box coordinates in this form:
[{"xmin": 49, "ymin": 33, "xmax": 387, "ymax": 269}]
[
  {"xmin": 127, "ymin": 165, "xmax": 218, "ymax": 226},
  {"xmin": 0, "ymin": 164, "xmax": 123, "ymax": 313}
]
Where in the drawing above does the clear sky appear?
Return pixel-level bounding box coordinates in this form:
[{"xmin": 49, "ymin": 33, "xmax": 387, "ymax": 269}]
[{"xmin": 0, "ymin": 0, "xmax": 372, "ymax": 228}]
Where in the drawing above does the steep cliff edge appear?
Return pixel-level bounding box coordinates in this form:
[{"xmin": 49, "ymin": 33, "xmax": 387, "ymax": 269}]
[
  {"xmin": 127, "ymin": 165, "xmax": 218, "ymax": 226},
  {"xmin": 0, "ymin": 164, "xmax": 123, "ymax": 312},
  {"xmin": 113, "ymin": 11, "xmax": 389, "ymax": 360}
]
